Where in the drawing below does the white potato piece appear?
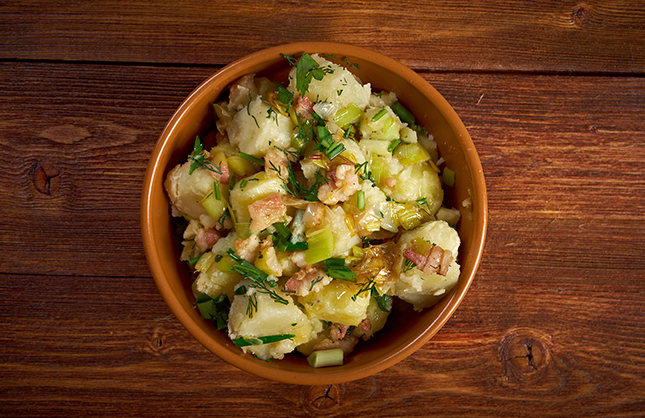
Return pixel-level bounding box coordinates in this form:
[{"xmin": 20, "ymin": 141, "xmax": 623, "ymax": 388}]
[
  {"xmin": 228, "ymin": 281, "xmax": 313, "ymax": 360},
  {"xmin": 192, "ymin": 234, "xmax": 242, "ymax": 300},
  {"xmin": 394, "ymin": 220, "xmax": 461, "ymax": 311},
  {"xmin": 299, "ymin": 279, "xmax": 370, "ymax": 326},
  {"xmin": 164, "ymin": 160, "xmax": 215, "ymax": 221},
  {"xmin": 390, "ymin": 163, "xmax": 443, "ymax": 212},
  {"xmin": 288, "ymin": 54, "xmax": 371, "ymax": 111},
  {"xmin": 227, "ymin": 96, "xmax": 294, "ymax": 158}
]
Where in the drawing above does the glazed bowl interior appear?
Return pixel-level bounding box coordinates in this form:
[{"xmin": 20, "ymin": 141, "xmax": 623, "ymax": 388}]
[{"xmin": 141, "ymin": 42, "xmax": 487, "ymax": 385}]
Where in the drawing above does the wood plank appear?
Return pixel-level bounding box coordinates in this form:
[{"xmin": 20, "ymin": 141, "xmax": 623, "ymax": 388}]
[
  {"xmin": 1, "ymin": 0, "xmax": 644, "ymax": 73},
  {"xmin": 1, "ymin": 273, "xmax": 643, "ymax": 416}
]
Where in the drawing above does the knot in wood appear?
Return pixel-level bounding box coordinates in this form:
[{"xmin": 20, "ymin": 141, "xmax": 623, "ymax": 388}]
[
  {"xmin": 571, "ymin": 4, "xmax": 588, "ymax": 26},
  {"xmin": 301, "ymin": 384, "xmax": 343, "ymax": 414},
  {"xmin": 498, "ymin": 327, "xmax": 552, "ymax": 386},
  {"xmin": 31, "ymin": 161, "xmax": 61, "ymax": 196}
]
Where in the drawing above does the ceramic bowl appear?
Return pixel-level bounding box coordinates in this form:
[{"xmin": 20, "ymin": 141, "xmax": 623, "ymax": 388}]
[{"xmin": 141, "ymin": 42, "xmax": 487, "ymax": 385}]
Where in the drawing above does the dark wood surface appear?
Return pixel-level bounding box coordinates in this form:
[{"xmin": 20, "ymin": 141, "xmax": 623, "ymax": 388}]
[{"xmin": 1, "ymin": 1, "xmax": 644, "ymax": 417}]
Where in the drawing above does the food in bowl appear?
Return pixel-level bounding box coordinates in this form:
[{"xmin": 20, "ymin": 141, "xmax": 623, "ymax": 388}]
[{"xmin": 164, "ymin": 53, "xmax": 463, "ymax": 365}]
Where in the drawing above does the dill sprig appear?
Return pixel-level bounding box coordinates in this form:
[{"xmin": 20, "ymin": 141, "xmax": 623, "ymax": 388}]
[
  {"xmin": 188, "ymin": 136, "xmax": 224, "ymax": 175},
  {"xmin": 226, "ymin": 249, "xmax": 289, "ymax": 318}
]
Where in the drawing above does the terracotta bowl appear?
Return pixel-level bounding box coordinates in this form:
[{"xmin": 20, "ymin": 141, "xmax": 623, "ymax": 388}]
[{"xmin": 141, "ymin": 42, "xmax": 487, "ymax": 385}]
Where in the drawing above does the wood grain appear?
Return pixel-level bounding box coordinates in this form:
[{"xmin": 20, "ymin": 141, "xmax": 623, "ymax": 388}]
[
  {"xmin": 1, "ymin": 0, "xmax": 645, "ymax": 416},
  {"xmin": 1, "ymin": 0, "xmax": 644, "ymax": 73}
]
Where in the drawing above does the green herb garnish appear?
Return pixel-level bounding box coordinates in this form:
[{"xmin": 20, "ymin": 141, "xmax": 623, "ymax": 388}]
[
  {"xmin": 323, "ymin": 258, "xmax": 356, "ymax": 282},
  {"xmin": 188, "ymin": 136, "xmax": 224, "ymax": 175},
  {"xmin": 195, "ymin": 292, "xmax": 230, "ymax": 330},
  {"xmin": 232, "ymin": 334, "xmax": 296, "ymax": 348}
]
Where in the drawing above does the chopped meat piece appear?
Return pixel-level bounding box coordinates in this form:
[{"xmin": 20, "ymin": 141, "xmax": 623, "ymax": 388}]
[
  {"xmin": 248, "ymin": 193, "xmax": 287, "ymax": 233},
  {"xmin": 294, "ymin": 95, "xmax": 314, "ymax": 120},
  {"xmin": 234, "ymin": 234, "xmax": 260, "ymax": 262},
  {"xmin": 403, "ymin": 245, "xmax": 453, "ymax": 276},
  {"xmin": 264, "ymin": 147, "xmax": 289, "ymax": 181},
  {"xmin": 194, "ymin": 227, "xmax": 221, "ymax": 252},
  {"xmin": 284, "ymin": 265, "xmax": 332, "ymax": 296},
  {"xmin": 317, "ymin": 163, "xmax": 360, "ymax": 205}
]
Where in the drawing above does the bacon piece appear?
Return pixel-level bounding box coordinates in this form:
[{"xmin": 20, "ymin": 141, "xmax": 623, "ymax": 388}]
[
  {"xmin": 294, "ymin": 95, "xmax": 314, "ymax": 120},
  {"xmin": 359, "ymin": 317, "xmax": 371, "ymax": 332},
  {"xmin": 329, "ymin": 323, "xmax": 350, "ymax": 341},
  {"xmin": 403, "ymin": 245, "xmax": 453, "ymax": 276},
  {"xmin": 264, "ymin": 147, "xmax": 289, "ymax": 181},
  {"xmin": 284, "ymin": 265, "xmax": 332, "ymax": 297},
  {"xmin": 247, "ymin": 193, "xmax": 287, "ymax": 233},
  {"xmin": 194, "ymin": 227, "xmax": 221, "ymax": 252},
  {"xmin": 207, "ymin": 158, "xmax": 229, "ymax": 184},
  {"xmin": 317, "ymin": 163, "xmax": 361, "ymax": 205},
  {"xmin": 234, "ymin": 234, "xmax": 260, "ymax": 263}
]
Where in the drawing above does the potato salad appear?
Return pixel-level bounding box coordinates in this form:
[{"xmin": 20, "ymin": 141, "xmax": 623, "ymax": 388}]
[{"xmin": 165, "ymin": 53, "xmax": 461, "ymax": 366}]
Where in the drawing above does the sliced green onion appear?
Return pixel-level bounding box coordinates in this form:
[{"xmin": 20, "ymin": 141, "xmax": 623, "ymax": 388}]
[
  {"xmin": 238, "ymin": 152, "xmax": 264, "ymax": 166},
  {"xmin": 392, "ymin": 101, "xmax": 416, "ymax": 126},
  {"xmin": 285, "ymin": 241, "xmax": 308, "ymax": 251},
  {"xmin": 214, "ymin": 181, "xmax": 221, "ymax": 200},
  {"xmin": 307, "ymin": 348, "xmax": 344, "ymax": 368},
  {"xmin": 323, "ymin": 258, "xmax": 356, "ymax": 282},
  {"xmin": 357, "ymin": 190, "xmax": 365, "ymax": 210},
  {"xmin": 387, "ymin": 139, "xmax": 402, "ymax": 154},
  {"xmin": 371, "ymin": 106, "xmax": 388, "ymax": 122},
  {"xmin": 232, "ymin": 334, "xmax": 296, "ymax": 348},
  {"xmin": 195, "ymin": 292, "xmax": 230, "ymax": 331}
]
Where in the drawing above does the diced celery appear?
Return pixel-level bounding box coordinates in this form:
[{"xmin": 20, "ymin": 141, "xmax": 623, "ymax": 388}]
[
  {"xmin": 227, "ymin": 155, "xmax": 260, "ymax": 178},
  {"xmin": 333, "ymin": 103, "xmax": 363, "ymax": 128},
  {"xmin": 396, "ymin": 204, "xmax": 424, "ymax": 230},
  {"xmin": 195, "ymin": 251, "xmax": 216, "ymax": 272},
  {"xmin": 443, "ymin": 167, "xmax": 456, "ymax": 187},
  {"xmin": 370, "ymin": 156, "xmax": 391, "ymax": 188},
  {"xmin": 201, "ymin": 190, "xmax": 227, "ymax": 222},
  {"xmin": 307, "ymin": 348, "xmax": 344, "ymax": 368},
  {"xmin": 304, "ymin": 229, "xmax": 334, "ymax": 265},
  {"xmin": 234, "ymin": 222, "xmax": 251, "ymax": 240},
  {"xmin": 394, "ymin": 143, "xmax": 430, "ymax": 166},
  {"xmin": 217, "ymin": 253, "xmax": 238, "ymax": 274},
  {"xmin": 412, "ymin": 237, "xmax": 434, "ymax": 255}
]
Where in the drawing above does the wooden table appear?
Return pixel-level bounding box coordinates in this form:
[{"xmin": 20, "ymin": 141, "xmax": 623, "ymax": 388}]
[{"xmin": 2, "ymin": 1, "xmax": 644, "ymax": 416}]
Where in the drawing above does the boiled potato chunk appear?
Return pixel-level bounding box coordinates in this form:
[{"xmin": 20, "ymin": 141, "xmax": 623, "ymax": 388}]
[
  {"xmin": 394, "ymin": 221, "xmax": 461, "ymax": 311},
  {"xmin": 389, "ymin": 163, "xmax": 443, "ymax": 213},
  {"xmin": 192, "ymin": 234, "xmax": 243, "ymax": 300},
  {"xmin": 357, "ymin": 295, "xmax": 391, "ymax": 341},
  {"xmin": 164, "ymin": 160, "xmax": 215, "ymax": 221},
  {"xmin": 299, "ymin": 279, "xmax": 370, "ymax": 326},
  {"xmin": 288, "ymin": 54, "xmax": 371, "ymax": 112},
  {"xmin": 227, "ymin": 96, "xmax": 294, "ymax": 158},
  {"xmin": 228, "ymin": 281, "xmax": 313, "ymax": 360}
]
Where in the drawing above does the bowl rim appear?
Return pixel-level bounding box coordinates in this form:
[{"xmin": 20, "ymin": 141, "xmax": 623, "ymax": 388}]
[{"xmin": 141, "ymin": 41, "xmax": 487, "ymax": 385}]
